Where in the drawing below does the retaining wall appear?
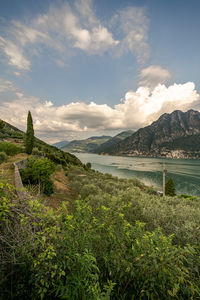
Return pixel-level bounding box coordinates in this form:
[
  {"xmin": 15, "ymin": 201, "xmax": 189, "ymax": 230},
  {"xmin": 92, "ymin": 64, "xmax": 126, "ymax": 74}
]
[{"xmin": 13, "ymin": 159, "xmax": 28, "ymax": 199}]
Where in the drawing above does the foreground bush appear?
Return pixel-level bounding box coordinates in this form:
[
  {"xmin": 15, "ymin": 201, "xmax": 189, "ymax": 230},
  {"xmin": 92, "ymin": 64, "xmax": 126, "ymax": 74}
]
[{"xmin": 0, "ymin": 181, "xmax": 200, "ymax": 299}]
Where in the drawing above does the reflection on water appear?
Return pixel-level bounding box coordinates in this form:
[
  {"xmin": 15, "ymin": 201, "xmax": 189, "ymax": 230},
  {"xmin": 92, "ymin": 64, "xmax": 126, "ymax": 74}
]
[{"xmin": 74, "ymin": 153, "xmax": 200, "ymax": 197}]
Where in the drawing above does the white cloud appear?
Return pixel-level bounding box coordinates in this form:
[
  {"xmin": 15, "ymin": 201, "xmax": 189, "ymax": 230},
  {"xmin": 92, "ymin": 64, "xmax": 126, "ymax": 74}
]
[
  {"xmin": 0, "ymin": 1, "xmax": 151, "ymax": 71},
  {"xmin": 139, "ymin": 65, "xmax": 171, "ymax": 88},
  {"xmin": 115, "ymin": 7, "xmax": 149, "ymax": 63},
  {"xmin": 0, "ymin": 37, "xmax": 30, "ymax": 70},
  {"xmin": 0, "ymin": 78, "xmax": 199, "ymax": 143}
]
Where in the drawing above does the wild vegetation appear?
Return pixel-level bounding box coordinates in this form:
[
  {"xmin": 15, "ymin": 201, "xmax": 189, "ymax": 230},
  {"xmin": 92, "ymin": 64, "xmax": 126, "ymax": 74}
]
[
  {"xmin": 1, "ymin": 118, "xmax": 200, "ymax": 299},
  {"xmin": 1, "ymin": 162, "xmax": 200, "ymax": 299}
]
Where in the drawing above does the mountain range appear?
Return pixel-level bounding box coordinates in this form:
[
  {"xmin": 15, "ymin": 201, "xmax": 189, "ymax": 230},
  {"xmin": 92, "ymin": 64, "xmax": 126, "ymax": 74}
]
[
  {"xmin": 101, "ymin": 109, "xmax": 200, "ymax": 159},
  {"xmin": 59, "ymin": 131, "xmax": 134, "ymax": 153}
]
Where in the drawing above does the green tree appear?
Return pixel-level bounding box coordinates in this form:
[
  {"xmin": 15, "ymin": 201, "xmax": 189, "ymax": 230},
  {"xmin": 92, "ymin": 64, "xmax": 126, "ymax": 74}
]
[
  {"xmin": 0, "ymin": 120, "xmax": 4, "ymax": 130},
  {"xmin": 86, "ymin": 162, "xmax": 91, "ymax": 169},
  {"xmin": 165, "ymin": 177, "xmax": 176, "ymax": 196},
  {"xmin": 25, "ymin": 111, "xmax": 34, "ymax": 154}
]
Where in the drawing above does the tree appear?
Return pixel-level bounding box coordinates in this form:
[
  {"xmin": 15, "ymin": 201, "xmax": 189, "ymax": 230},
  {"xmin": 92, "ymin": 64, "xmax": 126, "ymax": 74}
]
[
  {"xmin": 86, "ymin": 162, "xmax": 91, "ymax": 169},
  {"xmin": 0, "ymin": 120, "xmax": 5, "ymax": 130},
  {"xmin": 165, "ymin": 178, "xmax": 176, "ymax": 196},
  {"xmin": 25, "ymin": 111, "xmax": 34, "ymax": 154}
]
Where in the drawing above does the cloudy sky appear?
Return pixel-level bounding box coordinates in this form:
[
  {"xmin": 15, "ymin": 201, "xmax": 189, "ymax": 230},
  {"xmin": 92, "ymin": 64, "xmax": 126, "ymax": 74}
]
[{"xmin": 0, "ymin": 0, "xmax": 200, "ymax": 143}]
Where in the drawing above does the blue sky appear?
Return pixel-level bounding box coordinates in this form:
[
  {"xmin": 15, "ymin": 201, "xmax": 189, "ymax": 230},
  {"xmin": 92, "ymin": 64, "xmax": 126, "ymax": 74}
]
[{"xmin": 0, "ymin": 0, "xmax": 200, "ymax": 143}]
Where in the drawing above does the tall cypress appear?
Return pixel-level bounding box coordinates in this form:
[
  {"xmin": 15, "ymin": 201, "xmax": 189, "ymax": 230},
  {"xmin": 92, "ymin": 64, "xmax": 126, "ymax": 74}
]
[{"xmin": 25, "ymin": 111, "xmax": 34, "ymax": 154}]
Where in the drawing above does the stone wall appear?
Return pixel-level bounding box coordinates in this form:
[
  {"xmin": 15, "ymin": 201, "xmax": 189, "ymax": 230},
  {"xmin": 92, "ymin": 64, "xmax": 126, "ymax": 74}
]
[{"xmin": 13, "ymin": 159, "xmax": 28, "ymax": 199}]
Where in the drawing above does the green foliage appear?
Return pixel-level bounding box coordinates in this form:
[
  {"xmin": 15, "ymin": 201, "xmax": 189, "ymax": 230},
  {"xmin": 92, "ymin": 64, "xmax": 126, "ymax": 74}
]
[
  {"xmin": 20, "ymin": 156, "xmax": 55, "ymax": 196},
  {"xmin": 0, "ymin": 119, "xmax": 5, "ymax": 129},
  {"xmin": 0, "ymin": 141, "xmax": 23, "ymax": 156},
  {"xmin": 0, "ymin": 181, "xmax": 200, "ymax": 299},
  {"xmin": 68, "ymin": 165, "xmax": 200, "ymax": 247},
  {"xmin": 86, "ymin": 162, "xmax": 91, "ymax": 169},
  {"xmin": 25, "ymin": 111, "xmax": 34, "ymax": 154},
  {"xmin": 0, "ymin": 151, "xmax": 8, "ymax": 164},
  {"xmin": 166, "ymin": 177, "xmax": 176, "ymax": 196}
]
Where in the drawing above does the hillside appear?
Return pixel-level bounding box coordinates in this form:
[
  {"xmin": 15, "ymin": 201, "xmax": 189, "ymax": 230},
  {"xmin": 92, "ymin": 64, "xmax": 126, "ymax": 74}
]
[
  {"xmin": 1, "ymin": 162, "xmax": 200, "ymax": 299},
  {"xmin": 101, "ymin": 109, "xmax": 200, "ymax": 159},
  {"xmin": 52, "ymin": 140, "xmax": 69, "ymax": 149},
  {"xmin": 61, "ymin": 135, "xmax": 111, "ymax": 152},
  {"xmin": 0, "ymin": 119, "xmax": 82, "ymax": 166},
  {"xmin": 94, "ymin": 130, "xmax": 134, "ymax": 153}
]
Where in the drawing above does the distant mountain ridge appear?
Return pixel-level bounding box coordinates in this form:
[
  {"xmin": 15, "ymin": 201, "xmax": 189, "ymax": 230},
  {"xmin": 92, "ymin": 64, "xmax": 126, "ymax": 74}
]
[
  {"xmin": 61, "ymin": 131, "xmax": 135, "ymax": 153},
  {"xmin": 52, "ymin": 141, "xmax": 69, "ymax": 149},
  {"xmin": 61, "ymin": 135, "xmax": 111, "ymax": 153},
  {"xmin": 101, "ymin": 110, "xmax": 200, "ymax": 159},
  {"xmin": 94, "ymin": 130, "xmax": 134, "ymax": 153}
]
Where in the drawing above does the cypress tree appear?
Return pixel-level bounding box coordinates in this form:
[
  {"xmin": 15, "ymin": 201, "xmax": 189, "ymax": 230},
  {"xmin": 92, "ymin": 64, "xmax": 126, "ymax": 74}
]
[
  {"xmin": 0, "ymin": 120, "xmax": 4, "ymax": 130},
  {"xmin": 25, "ymin": 111, "xmax": 34, "ymax": 154},
  {"xmin": 165, "ymin": 178, "xmax": 176, "ymax": 196}
]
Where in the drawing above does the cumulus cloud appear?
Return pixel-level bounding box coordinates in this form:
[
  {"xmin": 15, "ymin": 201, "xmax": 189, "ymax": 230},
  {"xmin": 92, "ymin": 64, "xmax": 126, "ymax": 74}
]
[
  {"xmin": 0, "ymin": 78, "xmax": 199, "ymax": 143},
  {"xmin": 139, "ymin": 65, "xmax": 171, "ymax": 88}
]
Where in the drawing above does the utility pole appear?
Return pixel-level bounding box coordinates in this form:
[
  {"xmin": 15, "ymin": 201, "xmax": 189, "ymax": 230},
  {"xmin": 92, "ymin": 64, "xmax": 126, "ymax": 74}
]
[{"xmin": 163, "ymin": 163, "xmax": 167, "ymax": 196}]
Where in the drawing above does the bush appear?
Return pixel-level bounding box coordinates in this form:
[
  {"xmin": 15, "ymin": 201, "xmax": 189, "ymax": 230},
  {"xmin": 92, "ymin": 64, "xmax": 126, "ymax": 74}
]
[
  {"xmin": 0, "ymin": 141, "xmax": 22, "ymax": 156},
  {"xmin": 85, "ymin": 162, "xmax": 91, "ymax": 169},
  {"xmin": 0, "ymin": 151, "xmax": 8, "ymax": 164},
  {"xmin": 20, "ymin": 157, "xmax": 55, "ymax": 196},
  {"xmin": 42, "ymin": 177, "xmax": 54, "ymax": 196}
]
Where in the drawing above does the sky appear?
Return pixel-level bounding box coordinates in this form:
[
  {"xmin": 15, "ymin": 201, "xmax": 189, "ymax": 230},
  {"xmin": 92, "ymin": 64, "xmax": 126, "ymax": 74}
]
[{"xmin": 0, "ymin": 0, "xmax": 200, "ymax": 143}]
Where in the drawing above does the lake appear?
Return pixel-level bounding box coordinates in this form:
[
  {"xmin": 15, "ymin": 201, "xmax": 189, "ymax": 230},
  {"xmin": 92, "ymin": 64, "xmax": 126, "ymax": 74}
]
[{"xmin": 74, "ymin": 153, "xmax": 200, "ymax": 197}]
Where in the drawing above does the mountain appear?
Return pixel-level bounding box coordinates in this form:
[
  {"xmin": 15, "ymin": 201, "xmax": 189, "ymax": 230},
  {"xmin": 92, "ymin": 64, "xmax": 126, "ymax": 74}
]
[
  {"xmin": 61, "ymin": 135, "xmax": 111, "ymax": 153},
  {"xmin": 101, "ymin": 110, "xmax": 200, "ymax": 159},
  {"xmin": 52, "ymin": 141, "xmax": 69, "ymax": 149},
  {"xmin": 94, "ymin": 130, "xmax": 134, "ymax": 153}
]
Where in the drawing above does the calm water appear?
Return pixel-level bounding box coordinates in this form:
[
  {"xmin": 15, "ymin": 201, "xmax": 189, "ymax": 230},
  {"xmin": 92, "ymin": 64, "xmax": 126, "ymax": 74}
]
[{"xmin": 74, "ymin": 153, "xmax": 200, "ymax": 197}]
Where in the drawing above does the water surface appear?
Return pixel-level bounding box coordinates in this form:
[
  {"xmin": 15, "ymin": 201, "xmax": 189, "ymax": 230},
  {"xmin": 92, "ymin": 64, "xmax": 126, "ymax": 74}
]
[{"xmin": 75, "ymin": 153, "xmax": 200, "ymax": 197}]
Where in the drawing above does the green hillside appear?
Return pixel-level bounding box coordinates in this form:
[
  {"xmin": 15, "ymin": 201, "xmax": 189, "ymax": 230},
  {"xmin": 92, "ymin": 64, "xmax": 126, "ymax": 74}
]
[
  {"xmin": 61, "ymin": 135, "xmax": 111, "ymax": 152},
  {"xmin": 1, "ymin": 163, "xmax": 200, "ymax": 299},
  {"xmin": 0, "ymin": 119, "xmax": 82, "ymax": 166}
]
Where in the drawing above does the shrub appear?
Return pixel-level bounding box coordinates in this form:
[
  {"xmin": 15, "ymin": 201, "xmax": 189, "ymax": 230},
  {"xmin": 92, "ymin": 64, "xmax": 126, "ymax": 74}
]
[
  {"xmin": 42, "ymin": 177, "xmax": 54, "ymax": 196},
  {"xmin": 20, "ymin": 157, "xmax": 55, "ymax": 196},
  {"xmin": 86, "ymin": 162, "xmax": 91, "ymax": 169},
  {"xmin": 0, "ymin": 151, "xmax": 8, "ymax": 164},
  {"xmin": 0, "ymin": 141, "xmax": 22, "ymax": 156}
]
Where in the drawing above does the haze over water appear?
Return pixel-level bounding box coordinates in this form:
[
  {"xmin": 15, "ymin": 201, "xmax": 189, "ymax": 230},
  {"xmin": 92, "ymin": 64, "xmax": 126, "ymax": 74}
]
[{"xmin": 75, "ymin": 153, "xmax": 200, "ymax": 197}]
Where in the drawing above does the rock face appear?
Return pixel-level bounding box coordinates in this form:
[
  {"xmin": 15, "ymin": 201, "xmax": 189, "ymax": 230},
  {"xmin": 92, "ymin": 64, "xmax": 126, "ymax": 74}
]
[{"xmin": 102, "ymin": 110, "xmax": 200, "ymax": 159}]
